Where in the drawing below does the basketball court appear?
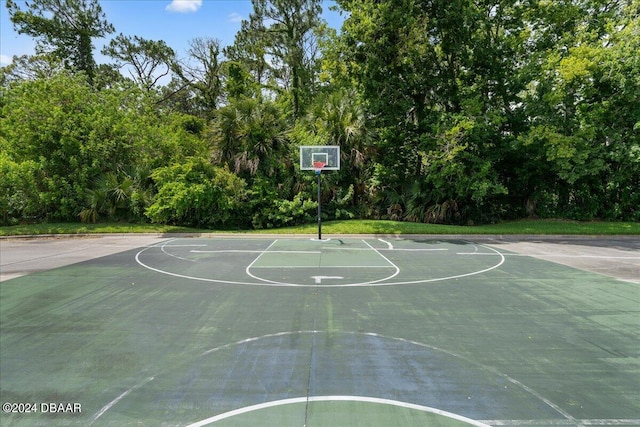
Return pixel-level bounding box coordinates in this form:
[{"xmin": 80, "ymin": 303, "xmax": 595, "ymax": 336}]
[{"xmin": 1, "ymin": 234, "xmax": 638, "ymax": 426}]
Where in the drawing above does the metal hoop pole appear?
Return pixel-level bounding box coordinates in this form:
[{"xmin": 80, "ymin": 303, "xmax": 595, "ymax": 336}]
[{"xmin": 316, "ymin": 169, "xmax": 322, "ymax": 240}]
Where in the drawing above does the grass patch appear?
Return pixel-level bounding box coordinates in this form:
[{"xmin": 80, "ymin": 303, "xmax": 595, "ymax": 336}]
[
  {"xmin": 0, "ymin": 222, "xmax": 210, "ymax": 236},
  {"xmin": 1, "ymin": 219, "xmax": 639, "ymax": 237},
  {"xmin": 255, "ymin": 219, "xmax": 640, "ymax": 235}
]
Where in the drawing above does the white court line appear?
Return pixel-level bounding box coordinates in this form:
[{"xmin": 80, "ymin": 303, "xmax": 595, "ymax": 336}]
[
  {"xmin": 185, "ymin": 395, "xmax": 492, "ymax": 427},
  {"xmin": 378, "ymin": 244, "xmax": 505, "ymax": 286},
  {"xmin": 500, "ymin": 376, "xmax": 582, "ymax": 426},
  {"xmin": 481, "ymin": 420, "xmax": 640, "ymax": 426},
  {"xmin": 192, "ymin": 250, "xmax": 320, "ymax": 254},
  {"xmin": 137, "ymin": 243, "xmax": 276, "ymax": 286},
  {"xmin": 250, "ymin": 265, "xmax": 395, "ymax": 269},
  {"xmin": 322, "ymin": 247, "xmax": 383, "ymax": 251},
  {"xmin": 161, "ymin": 240, "xmax": 206, "ymax": 262},
  {"xmin": 381, "ymin": 248, "xmax": 449, "ymax": 251},
  {"xmin": 360, "ymin": 332, "xmax": 581, "ymax": 426},
  {"xmin": 322, "ymin": 247, "xmax": 449, "ymax": 252},
  {"xmin": 245, "ymin": 239, "xmax": 401, "ymax": 285},
  {"xmin": 312, "ymin": 275, "xmax": 344, "ymax": 283},
  {"xmin": 136, "ymin": 240, "xmax": 505, "ymax": 287},
  {"xmin": 194, "ymin": 330, "xmax": 604, "ymax": 426},
  {"xmin": 245, "ymin": 240, "xmax": 293, "ymax": 285},
  {"xmin": 89, "ymin": 376, "xmax": 155, "ymax": 425},
  {"xmin": 378, "ymin": 238, "xmax": 394, "ymax": 250},
  {"xmin": 87, "ymin": 328, "xmax": 634, "ymax": 426},
  {"xmin": 360, "ymin": 239, "xmax": 401, "ymax": 284},
  {"xmin": 457, "ymin": 252, "xmax": 509, "ymax": 255},
  {"xmin": 160, "ymin": 244, "xmax": 209, "ymax": 247}
]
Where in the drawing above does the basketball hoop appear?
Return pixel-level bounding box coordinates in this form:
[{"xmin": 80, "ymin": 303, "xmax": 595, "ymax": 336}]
[
  {"xmin": 313, "ymin": 161, "xmax": 326, "ymax": 175},
  {"xmin": 299, "ymin": 146, "xmax": 340, "ymax": 241}
]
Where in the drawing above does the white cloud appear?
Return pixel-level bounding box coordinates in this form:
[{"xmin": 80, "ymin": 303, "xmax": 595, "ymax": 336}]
[
  {"xmin": 227, "ymin": 12, "xmax": 243, "ymax": 23},
  {"xmin": 0, "ymin": 55, "xmax": 13, "ymax": 66},
  {"xmin": 165, "ymin": 0, "xmax": 202, "ymax": 13}
]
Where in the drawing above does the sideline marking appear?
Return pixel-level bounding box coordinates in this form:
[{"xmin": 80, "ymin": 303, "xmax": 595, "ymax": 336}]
[{"xmin": 184, "ymin": 395, "xmax": 492, "ymax": 427}]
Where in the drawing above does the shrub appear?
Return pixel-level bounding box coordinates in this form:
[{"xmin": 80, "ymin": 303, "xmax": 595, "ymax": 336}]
[{"xmin": 145, "ymin": 159, "xmax": 247, "ymax": 228}]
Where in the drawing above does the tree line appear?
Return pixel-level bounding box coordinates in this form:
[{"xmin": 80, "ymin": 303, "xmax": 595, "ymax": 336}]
[{"xmin": 1, "ymin": 0, "xmax": 638, "ymax": 228}]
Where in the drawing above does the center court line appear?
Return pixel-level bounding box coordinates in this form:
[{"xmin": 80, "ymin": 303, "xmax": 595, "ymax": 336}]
[
  {"xmin": 195, "ymin": 330, "xmax": 593, "ymax": 426},
  {"xmin": 360, "ymin": 332, "xmax": 582, "ymax": 426}
]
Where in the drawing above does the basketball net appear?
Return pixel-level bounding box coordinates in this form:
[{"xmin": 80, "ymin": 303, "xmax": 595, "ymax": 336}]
[{"xmin": 313, "ymin": 161, "xmax": 326, "ymax": 175}]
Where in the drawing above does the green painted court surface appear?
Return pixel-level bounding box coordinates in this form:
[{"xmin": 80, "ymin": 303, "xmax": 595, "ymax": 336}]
[{"xmin": 1, "ymin": 237, "xmax": 638, "ymax": 426}]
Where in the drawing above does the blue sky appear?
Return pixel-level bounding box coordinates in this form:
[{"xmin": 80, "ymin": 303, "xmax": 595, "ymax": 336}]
[{"xmin": 0, "ymin": 0, "xmax": 346, "ymax": 67}]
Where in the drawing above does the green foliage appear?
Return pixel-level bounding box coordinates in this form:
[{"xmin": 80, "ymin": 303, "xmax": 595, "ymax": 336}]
[
  {"xmin": 226, "ymin": 0, "xmax": 324, "ymax": 119},
  {"xmin": 209, "ymin": 96, "xmax": 287, "ymax": 178},
  {"xmin": 251, "ymin": 191, "xmax": 318, "ymax": 229},
  {"xmin": 0, "ymin": 151, "xmax": 41, "ymax": 225},
  {"xmin": 79, "ymin": 168, "xmax": 153, "ymax": 223},
  {"xmin": 6, "ymin": 0, "xmax": 114, "ymax": 84},
  {"xmin": 334, "ymin": 0, "xmax": 638, "ymax": 223},
  {"xmin": 0, "ymin": 73, "xmax": 209, "ymax": 223},
  {"xmin": 145, "ymin": 159, "xmax": 247, "ymax": 228},
  {"xmin": 2, "ymin": 0, "xmax": 638, "ymax": 226},
  {"xmin": 512, "ymin": 0, "xmax": 640, "ymax": 220},
  {"xmin": 327, "ymin": 184, "xmax": 356, "ymax": 220},
  {"xmin": 1, "ymin": 73, "xmax": 107, "ymax": 219}
]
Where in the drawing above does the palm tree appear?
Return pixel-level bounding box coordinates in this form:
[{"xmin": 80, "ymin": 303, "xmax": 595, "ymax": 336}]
[
  {"xmin": 309, "ymin": 88, "xmax": 371, "ymax": 210},
  {"xmin": 209, "ymin": 97, "xmax": 286, "ymax": 178}
]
